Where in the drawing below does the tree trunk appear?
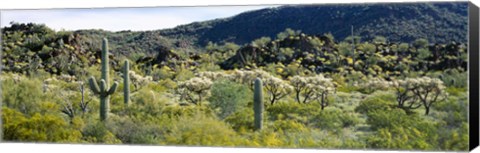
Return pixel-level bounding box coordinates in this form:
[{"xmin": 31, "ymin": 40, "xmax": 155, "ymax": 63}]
[
  {"xmin": 295, "ymin": 91, "xmax": 301, "ymax": 103},
  {"xmin": 425, "ymin": 106, "xmax": 430, "ymax": 115}
]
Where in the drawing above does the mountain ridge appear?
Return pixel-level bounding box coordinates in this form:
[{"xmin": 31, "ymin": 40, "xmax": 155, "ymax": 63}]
[{"xmin": 158, "ymin": 2, "xmax": 468, "ymax": 46}]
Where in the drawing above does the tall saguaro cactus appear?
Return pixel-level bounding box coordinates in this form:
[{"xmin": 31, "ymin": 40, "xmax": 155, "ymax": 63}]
[
  {"xmin": 123, "ymin": 60, "xmax": 130, "ymax": 105},
  {"xmin": 253, "ymin": 78, "xmax": 264, "ymax": 130},
  {"xmin": 88, "ymin": 38, "xmax": 119, "ymax": 121}
]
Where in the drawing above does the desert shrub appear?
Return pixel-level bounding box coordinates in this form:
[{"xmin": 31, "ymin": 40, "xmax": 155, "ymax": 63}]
[
  {"xmin": 173, "ymin": 67, "xmax": 195, "ymax": 81},
  {"xmin": 2, "ymin": 107, "xmax": 83, "ymax": 143},
  {"xmin": 432, "ymin": 94, "xmax": 468, "ymax": 127},
  {"xmin": 162, "ymin": 114, "xmax": 244, "ymax": 146},
  {"xmin": 125, "ymin": 87, "xmax": 167, "ymax": 116},
  {"xmin": 81, "ymin": 120, "xmax": 122, "ymax": 144},
  {"xmin": 437, "ymin": 122, "xmax": 468, "ymax": 151},
  {"xmin": 355, "ymin": 91, "xmax": 396, "ymax": 114},
  {"xmin": 439, "ymin": 68, "xmax": 467, "ymax": 88},
  {"xmin": 105, "ymin": 115, "xmax": 165, "ymax": 144},
  {"xmin": 2, "ymin": 74, "xmax": 45, "ymax": 114},
  {"xmin": 366, "ymin": 126, "xmax": 434, "ymax": 150},
  {"xmin": 160, "ymin": 105, "xmax": 215, "ymax": 119},
  {"xmin": 310, "ymin": 108, "xmax": 359, "ymax": 130},
  {"xmin": 207, "ymin": 79, "xmax": 251, "ymax": 119},
  {"xmin": 224, "ymin": 108, "xmax": 255, "ymax": 133},
  {"xmin": 365, "ymin": 109, "xmax": 414, "ymax": 130},
  {"xmin": 266, "ymin": 102, "xmax": 317, "ymax": 123},
  {"xmin": 272, "ymin": 119, "xmax": 308, "ymax": 132}
]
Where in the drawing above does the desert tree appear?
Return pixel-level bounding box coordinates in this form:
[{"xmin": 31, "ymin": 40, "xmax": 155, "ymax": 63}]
[
  {"xmin": 177, "ymin": 77, "xmax": 213, "ymax": 106},
  {"xmin": 409, "ymin": 77, "xmax": 447, "ymax": 115},
  {"xmin": 290, "ymin": 74, "xmax": 335, "ymax": 105},
  {"xmin": 309, "ymin": 75, "xmax": 336, "ymax": 110},
  {"xmin": 263, "ymin": 76, "xmax": 293, "ymax": 105}
]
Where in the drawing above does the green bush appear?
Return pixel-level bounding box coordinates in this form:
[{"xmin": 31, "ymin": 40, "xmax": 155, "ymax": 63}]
[
  {"xmin": 208, "ymin": 80, "xmax": 251, "ymax": 119},
  {"xmin": 162, "ymin": 114, "xmax": 244, "ymax": 146},
  {"xmin": 2, "ymin": 74, "xmax": 45, "ymax": 114},
  {"xmin": 272, "ymin": 119, "xmax": 308, "ymax": 132},
  {"xmin": 355, "ymin": 91, "xmax": 396, "ymax": 114},
  {"xmin": 366, "ymin": 109, "xmax": 413, "ymax": 130},
  {"xmin": 311, "ymin": 108, "xmax": 359, "ymax": 130},
  {"xmin": 224, "ymin": 108, "xmax": 255, "ymax": 133},
  {"xmin": 106, "ymin": 115, "xmax": 165, "ymax": 144},
  {"xmin": 266, "ymin": 102, "xmax": 317, "ymax": 123},
  {"xmin": 81, "ymin": 120, "xmax": 122, "ymax": 144},
  {"xmin": 366, "ymin": 126, "xmax": 434, "ymax": 150},
  {"xmin": 2, "ymin": 107, "xmax": 83, "ymax": 143}
]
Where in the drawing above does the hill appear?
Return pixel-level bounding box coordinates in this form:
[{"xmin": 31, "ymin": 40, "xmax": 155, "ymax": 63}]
[{"xmin": 159, "ymin": 2, "xmax": 468, "ymax": 45}]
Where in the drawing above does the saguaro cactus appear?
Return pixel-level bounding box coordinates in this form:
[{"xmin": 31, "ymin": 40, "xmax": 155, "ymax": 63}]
[
  {"xmin": 123, "ymin": 60, "xmax": 130, "ymax": 105},
  {"xmin": 253, "ymin": 78, "xmax": 263, "ymax": 130},
  {"xmin": 88, "ymin": 38, "xmax": 119, "ymax": 121}
]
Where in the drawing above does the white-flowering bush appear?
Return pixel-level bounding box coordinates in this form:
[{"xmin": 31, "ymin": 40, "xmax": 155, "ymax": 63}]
[
  {"xmin": 57, "ymin": 74, "xmax": 77, "ymax": 82},
  {"xmin": 177, "ymin": 77, "xmax": 213, "ymax": 105},
  {"xmin": 197, "ymin": 71, "xmax": 232, "ymax": 81},
  {"xmin": 408, "ymin": 77, "xmax": 447, "ymax": 115},
  {"xmin": 362, "ymin": 77, "xmax": 392, "ymax": 91},
  {"xmin": 128, "ymin": 70, "xmax": 153, "ymax": 92},
  {"xmin": 361, "ymin": 76, "xmax": 447, "ymax": 115},
  {"xmin": 388, "ymin": 78, "xmax": 421, "ymax": 110},
  {"xmin": 290, "ymin": 74, "xmax": 336, "ymax": 109},
  {"xmin": 264, "ymin": 76, "xmax": 293, "ymax": 105},
  {"xmin": 309, "ymin": 75, "xmax": 336, "ymax": 110},
  {"xmin": 195, "ymin": 69, "xmax": 294, "ymax": 105}
]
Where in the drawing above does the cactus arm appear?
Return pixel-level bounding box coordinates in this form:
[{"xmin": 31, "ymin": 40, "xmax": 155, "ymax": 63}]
[
  {"xmin": 108, "ymin": 82, "xmax": 119, "ymax": 95},
  {"xmin": 88, "ymin": 77, "xmax": 101, "ymax": 94}
]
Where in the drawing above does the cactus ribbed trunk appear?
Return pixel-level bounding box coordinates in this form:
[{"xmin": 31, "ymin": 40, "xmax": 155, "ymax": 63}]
[
  {"xmin": 88, "ymin": 38, "xmax": 118, "ymax": 121},
  {"xmin": 123, "ymin": 60, "xmax": 130, "ymax": 105},
  {"xmin": 254, "ymin": 78, "xmax": 263, "ymax": 130},
  {"xmin": 102, "ymin": 38, "xmax": 109, "ymax": 86}
]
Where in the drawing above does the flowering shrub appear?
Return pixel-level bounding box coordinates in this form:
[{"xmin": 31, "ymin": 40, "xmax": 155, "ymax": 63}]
[
  {"xmin": 408, "ymin": 77, "xmax": 447, "ymax": 115},
  {"xmin": 264, "ymin": 76, "xmax": 293, "ymax": 105},
  {"xmin": 290, "ymin": 75, "xmax": 336, "ymax": 109},
  {"xmin": 361, "ymin": 76, "xmax": 447, "ymax": 115},
  {"xmin": 177, "ymin": 77, "xmax": 213, "ymax": 105},
  {"xmin": 128, "ymin": 70, "xmax": 153, "ymax": 92}
]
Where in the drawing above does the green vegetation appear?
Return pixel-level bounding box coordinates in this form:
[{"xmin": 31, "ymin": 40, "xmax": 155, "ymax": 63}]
[{"xmin": 0, "ymin": 3, "xmax": 469, "ymax": 151}]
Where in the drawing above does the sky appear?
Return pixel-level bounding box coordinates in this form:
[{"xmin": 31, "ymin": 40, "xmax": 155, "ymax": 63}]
[{"xmin": 0, "ymin": 5, "xmax": 276, "ymax": 32}]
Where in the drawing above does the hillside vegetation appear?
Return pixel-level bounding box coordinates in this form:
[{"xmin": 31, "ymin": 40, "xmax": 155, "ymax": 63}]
[{"xmin": 0, "ymin": 2, "xmax": 469, "ymax": 151}]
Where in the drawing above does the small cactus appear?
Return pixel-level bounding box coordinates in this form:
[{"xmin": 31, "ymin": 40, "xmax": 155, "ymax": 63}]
[
  {"xmin": 253, "ymin": 78, "xmax": 263, "ymax": 130},
  {"xmin": 123, "ymin": 60, "xmax": 130, "ymax": 105},
  {"xmin": 88, "ymin": 38, "xmax": 119, "ymax": 121}
]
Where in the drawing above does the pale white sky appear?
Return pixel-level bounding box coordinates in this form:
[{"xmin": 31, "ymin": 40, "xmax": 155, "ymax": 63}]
[{"xmin": 0, "ymin": 5, "xmax": 276, "ymax": 31}]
